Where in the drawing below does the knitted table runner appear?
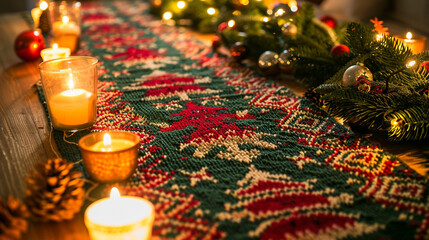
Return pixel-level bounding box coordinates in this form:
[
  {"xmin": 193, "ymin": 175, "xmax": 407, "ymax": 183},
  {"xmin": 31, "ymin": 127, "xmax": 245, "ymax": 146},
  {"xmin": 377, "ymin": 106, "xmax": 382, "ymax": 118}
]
[{"xmin": 41, "ymin": 1, "xmax": 429, "ymax": 239}]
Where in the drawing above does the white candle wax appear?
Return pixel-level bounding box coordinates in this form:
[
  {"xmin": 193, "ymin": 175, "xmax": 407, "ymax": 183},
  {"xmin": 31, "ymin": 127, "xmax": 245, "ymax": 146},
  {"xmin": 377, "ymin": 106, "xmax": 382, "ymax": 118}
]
[
  {"xmin": 40, "ymin": 43, "xmax": 71, "ymax": 61},
  {"xmin": 85, "ymin": 188, "xmax": 155, "ymax": 240},
  {"xmin": 47, "ymin": 73, "xmax": 96, "ymax": 129}
]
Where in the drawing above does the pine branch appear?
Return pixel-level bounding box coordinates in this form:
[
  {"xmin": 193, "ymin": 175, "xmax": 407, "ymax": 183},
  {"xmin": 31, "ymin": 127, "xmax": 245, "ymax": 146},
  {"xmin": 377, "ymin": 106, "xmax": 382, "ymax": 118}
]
[{"xmin": 387, "ymin": 106, "xmax": 429, "ymax": 141}]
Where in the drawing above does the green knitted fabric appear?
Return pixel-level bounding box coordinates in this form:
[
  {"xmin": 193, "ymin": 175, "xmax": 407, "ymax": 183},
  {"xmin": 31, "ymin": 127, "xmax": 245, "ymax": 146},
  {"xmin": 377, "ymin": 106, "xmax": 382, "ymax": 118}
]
[{"xmin": 39, "ymin": 1, "xmax": 429, "ymax": 239}]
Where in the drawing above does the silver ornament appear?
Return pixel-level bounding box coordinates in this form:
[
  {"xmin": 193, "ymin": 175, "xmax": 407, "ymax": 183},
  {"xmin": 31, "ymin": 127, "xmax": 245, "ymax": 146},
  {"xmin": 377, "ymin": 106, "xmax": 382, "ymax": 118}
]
[
  {"xmin": 278, "ymin": 50, "xmax": 294, "ymax": 73},
  {"xmin": 281, "ymin": 23, "xmax": 298, "ymax": 37},
  {"xmin": 342, "ymin": 64, "xmax": 373, "ymax": 87},
  {"xmin": 258, "ymin": 51, "xmax": 280, "ymax": 75}
]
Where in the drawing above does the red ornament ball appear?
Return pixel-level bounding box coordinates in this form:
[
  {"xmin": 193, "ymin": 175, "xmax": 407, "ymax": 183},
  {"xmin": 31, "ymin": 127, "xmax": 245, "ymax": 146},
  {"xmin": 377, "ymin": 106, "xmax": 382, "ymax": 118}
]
[
  {"xmin": 330, "ymin": 44, "xmax": 350, "ymax": 57},
  {"xmin": 320, "ymin": 15, "xmax": 337, "ymax": 28},
  {"xmin": 421, "ymin": 61, "xmax": 429, "ymax": 72},
  {"xmin": 212, "ymin": 36, "xmax": 221, "ymax": 50},
  {"xmin": 218, "ymin": 22, "xmax": 228, "ymax": 33},
  {"xmin": 230, "ymin": 42, "xmax": 247, "ymax": 62},
  {"xmin": 14, "ymin": 30, "xmax": 45, "ymax": 62}
]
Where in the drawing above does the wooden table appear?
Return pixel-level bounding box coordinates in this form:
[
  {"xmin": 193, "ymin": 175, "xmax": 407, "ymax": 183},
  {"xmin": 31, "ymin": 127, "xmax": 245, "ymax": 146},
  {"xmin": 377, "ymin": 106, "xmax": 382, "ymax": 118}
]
[{"xmin": 0, "ymin": 11, "xmax": 428, "ymax": 240}]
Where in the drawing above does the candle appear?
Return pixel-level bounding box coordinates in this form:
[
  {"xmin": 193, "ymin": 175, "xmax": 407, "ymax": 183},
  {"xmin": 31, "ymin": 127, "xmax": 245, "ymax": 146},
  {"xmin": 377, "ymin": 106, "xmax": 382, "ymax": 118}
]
[
  {"xmin": 85, "ymin": 187, "xmax": 155, "ymax": 240},
  {"xmin": 39, "ymin": 56, "xmax": 98, "ymax": 131},
  {"xmin": 31, "ymin": 1, "xmax": 48, "ymax": 28},
  {"xmin": 52, "ymin": 16, "xmax": 81, "ymax": 53},
  {"xmin": 48, "ymin": 73, "xmax": 96, "ymax": 129},
  {"xmin": 40, "ymin": 43, "xmax": 71, "ymax": 61},
  {"xmin": 78, "ymin": 131, "xmax": 140, "ymax": 182},
  {"xmin": 395, "ymin": 32, "xmax": 427, "ymax": 54}
]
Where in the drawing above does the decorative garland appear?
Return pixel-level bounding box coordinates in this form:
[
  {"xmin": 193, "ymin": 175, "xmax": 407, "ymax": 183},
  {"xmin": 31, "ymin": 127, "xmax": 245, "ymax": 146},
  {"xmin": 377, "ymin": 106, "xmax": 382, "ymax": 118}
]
[{"xmin": 151, "ymin": 0, "xmax": 429, "ymax": 142}]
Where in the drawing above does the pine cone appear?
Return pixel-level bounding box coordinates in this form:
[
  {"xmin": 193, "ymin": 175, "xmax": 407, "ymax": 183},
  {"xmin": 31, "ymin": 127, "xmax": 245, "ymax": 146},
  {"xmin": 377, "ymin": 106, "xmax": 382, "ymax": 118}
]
[
  {"xmin": 38, "ymin": 10, "xmax": 51, "ymax": 34},
  {"xmin": 0, "ymin": 196, "xmax": 30, "ymax": 240},
  {"xmin": 24, "ymin": 159, "xmax": 85, "ymax": 222}
]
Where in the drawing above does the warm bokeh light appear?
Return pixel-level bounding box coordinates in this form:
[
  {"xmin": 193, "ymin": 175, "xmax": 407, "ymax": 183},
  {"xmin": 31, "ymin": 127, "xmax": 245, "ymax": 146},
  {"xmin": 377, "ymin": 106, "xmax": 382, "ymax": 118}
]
[
  {"xmin": 289, "ymin": 1, "xmax": 298, "ymax": 12},
  {"xmin": 177, "ymin": 1, "xmax": 185, "ymax": 9},
  {"xmin": 239, "ymin": 0, "xmax": 249, "ymax": 5},
  {"xmin": 232, "ymin": 10, "xmax": 241, "ymax": 16},
  {"xmin": 275, "ymin": 8, "xmax": 285, "ymax": 17},
  {"xmin": 153, "ymin": 0, "xmax": 162, "ymax": 7},
  {"xmin": 207, "ymin": 7, "xmax": 216, "ymax": 15},
  {"xmin": 39, "ymin": 1, "xmax": 48, "ymax": 10},
  {"xmin": 262, "ymin": 17, "xmax": 269, "ymax": 22},
  {"xmin": 52, "ymin": 43, "xmax": 58, "ymax": 49},
  {"xmin": 406, "ymin": 60, "xmax": 416, "ymax": 68},
  {"xmin": 163, "ymin": 11, "xmax": 173, "ymax": 20},
  {"xmin": 228, "ymin": 19, "xmax": 235, "ymax": 28}
]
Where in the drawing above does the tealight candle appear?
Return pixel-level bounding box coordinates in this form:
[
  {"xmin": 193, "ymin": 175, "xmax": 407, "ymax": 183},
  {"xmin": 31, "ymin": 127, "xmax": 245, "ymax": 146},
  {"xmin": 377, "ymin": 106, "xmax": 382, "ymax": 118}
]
[
  {"xmin": 39, "ymin": 56, "xmax": 98, "ymax": 131},
  {"xmin": 85, "ymin": 187, "xmax": 155, "ymax": 240},
  {"xmin": 40, "ymin": 43, "xmax": 71, "ymax": 61},
  {"xmin": 48, "ymin": 73, "xmax": 96, "ymax": 128},
  {"xmin": 52, "ymin": 15, "xmax": 81, "ymax": 53},
  {"xmin": 78, "ymin": 131, "xmax": 140, "ymax": 182},
  {"xmin": 395, "ymin": 32, "xmax": 427, "ymax": 54}
]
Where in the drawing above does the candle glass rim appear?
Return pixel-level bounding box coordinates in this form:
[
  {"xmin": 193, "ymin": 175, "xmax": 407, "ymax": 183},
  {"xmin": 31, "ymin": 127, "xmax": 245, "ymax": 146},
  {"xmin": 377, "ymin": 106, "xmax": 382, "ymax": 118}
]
[
  {"xmin": 39, "ymin": 56, "xmax": 98, "ymax": 72},
  {"xmin": 78, "ymin": 131, "xmax": 140, "ymax": 153}
]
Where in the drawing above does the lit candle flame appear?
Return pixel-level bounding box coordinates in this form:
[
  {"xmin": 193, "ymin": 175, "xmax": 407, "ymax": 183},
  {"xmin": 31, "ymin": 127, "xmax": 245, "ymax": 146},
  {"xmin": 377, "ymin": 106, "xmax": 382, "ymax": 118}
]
[
  {"xmin": 62, "ymin": 16, "xmax": 69, "ymax": 24},
  {"xmin": 406, "ymin": 32, "xmax": 412, "ymax": 40},
  {"xmin": 110, "ymin": 187, "xmax": 120, "ymax": 200},
  {"xmin": 39, "ymin": 1, "xmax": 48, "ymax": 10},
  {"xmin": 68, "ymin": 73, "xmax": 74, "ymax": 89},
  {"xmin": 52, "ymin": 43, "xmax": 58, "ymax": 50},
  {"xmin": 103, "ymin": 133, "xmax": 112, "ymax": 150}
]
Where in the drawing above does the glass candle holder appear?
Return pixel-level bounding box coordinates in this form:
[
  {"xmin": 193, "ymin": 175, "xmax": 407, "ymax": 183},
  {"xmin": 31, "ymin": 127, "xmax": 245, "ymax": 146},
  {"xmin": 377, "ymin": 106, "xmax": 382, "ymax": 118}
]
[
  {"xmin": 49, "ymin": 1, "xmax": 81, "ymax": 53},
  {"xmin": 85, "ymin": 188, "xmax": 154, "ymax": 240},
  {"xmin": 39, "ymin": 56, "xmax": 98, "ymax": 131},
  {"xmin": 394, "ymin": 32, "xmax": 427, "ymax": 54},
  {"xmin": 78, "ymin": 131, "xmax": 140, "ymax": 182}
]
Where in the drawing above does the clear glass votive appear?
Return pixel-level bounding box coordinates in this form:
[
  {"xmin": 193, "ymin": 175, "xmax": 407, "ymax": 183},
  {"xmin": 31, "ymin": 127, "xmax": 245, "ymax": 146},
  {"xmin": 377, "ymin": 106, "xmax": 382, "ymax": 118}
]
[
  {"xmin": 39, "ymin": 56, "xmax": 98, "ymax": 131},
  {"xmin": 78, "ymin": 131, "xmax": 140, "ymax": 182},
  {"xmin": 49, "ymin": 1, "xmax": 81, "ymax": 53}
]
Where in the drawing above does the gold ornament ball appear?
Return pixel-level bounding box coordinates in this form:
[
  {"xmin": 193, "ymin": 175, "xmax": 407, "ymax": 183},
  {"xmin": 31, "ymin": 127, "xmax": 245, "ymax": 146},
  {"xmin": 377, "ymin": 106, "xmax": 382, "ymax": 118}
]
[
  {"xmin": 281, "ymin": 23, "xmax": 298, "ymax": 37},
  {"xmin": 278, "ymin": 50, "xmax": 294, "ymax": 74},
  {"xmin": 342, "ymin": 64, "xmax": 373, "ymax": 87},
  {"xmin": 258, "ymin": 51, "xmax": 280, "ymax": 75}
]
